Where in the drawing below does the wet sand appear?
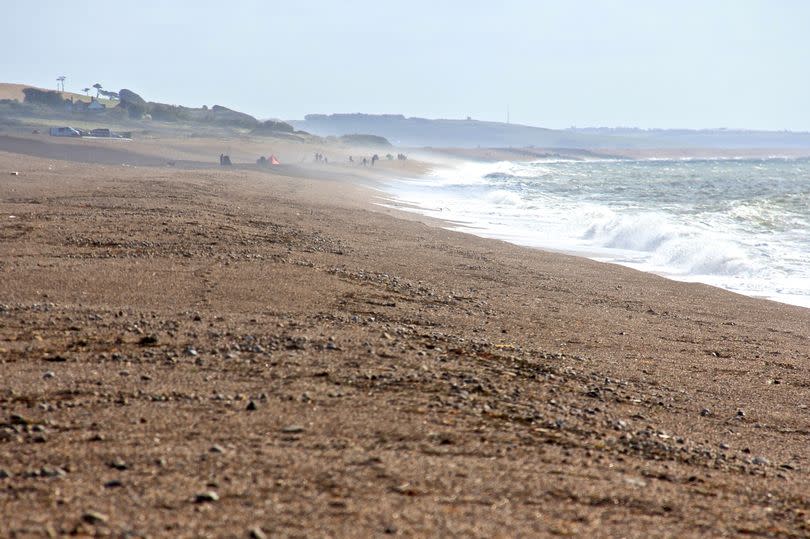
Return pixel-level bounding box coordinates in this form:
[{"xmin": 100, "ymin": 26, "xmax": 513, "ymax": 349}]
[{"xmin": 0, "ymin": 141, "xmax": 809, "ymax": 538}]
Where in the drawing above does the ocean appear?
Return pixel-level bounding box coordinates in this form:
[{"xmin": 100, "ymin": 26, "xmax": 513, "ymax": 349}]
[{"xmin": 383, "ymin": 157, "xmax": 810, "ymax": 308}]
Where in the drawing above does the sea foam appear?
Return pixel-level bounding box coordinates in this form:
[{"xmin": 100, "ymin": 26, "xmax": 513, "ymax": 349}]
[{"xmin": 383, "ymin": 156, "xmax": 810, "ymax": 308}]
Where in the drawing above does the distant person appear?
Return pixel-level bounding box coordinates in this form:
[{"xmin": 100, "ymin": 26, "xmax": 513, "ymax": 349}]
[{"xmin": 371, "ymin": 154, "xmax": 379, "ymax": 166}]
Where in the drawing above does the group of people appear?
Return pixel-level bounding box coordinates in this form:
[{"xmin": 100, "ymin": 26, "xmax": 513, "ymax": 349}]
[
  {"xmin": 350, "ymin": 154, "xmax": 380, "ymax": 167},
  {"xmin": 257, "ymin": 155, "xmax": 280, "ymax": 166},
  {"xmin": 315, "ymin": 152, "xmax": 409, "ymax": 167},
  {"xmin": 219, "ymin": 154, "xmax": 232, "ymax": 166}
]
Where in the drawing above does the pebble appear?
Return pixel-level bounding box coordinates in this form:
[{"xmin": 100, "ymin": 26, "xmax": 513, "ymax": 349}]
[
  {"xmin": 245, "ymin": 400, "xmax": 258, "ymax": 411},
  {"xmin": 139, "ymin": 334, "xmax": 159, "ymax": 346},
  {"xmin": 43, "ymin": 371, "xmax": 55, "ymax": 380},
  {"xmin": 700, "ymin": 408, "xmax": 711, "ymax": 417},
  {"xmin": 281, "ymin": 425, "xmax": 304, "ymax": 433},
  {"xmin": 249, "ymin": 527, "xmax": 268, "ymax": 539},
  {"xmin": 623, "ymin": 476, "xmax": 647, "ymax": 487},
  {"xmin": 104, "ymin": 479, "xmax": 123, "ymax": 488},
  {"xmin": 719, "ymin": 443, "xmax": 730, "ymax": 450},
  {"xmin": 752, "ymin": 456, "xmax": 770, "ymax": 466},
  {"xmin": 82, "ymin": 511, "xmax": 109, "ymax": 525},
  {"xmin": 109, "ymin": 458, "xmax": 128, "ymax": 471},
  {"xmin": 194, "ymin": 491, "xmax": 219, "ymax": 503},
  {"xmin": 210, "ymin": 444, "xmax": 225, "ymax": 454}
]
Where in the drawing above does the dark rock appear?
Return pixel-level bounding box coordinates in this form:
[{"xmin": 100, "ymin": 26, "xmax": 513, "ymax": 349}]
[
  {"xmin": 138, "ymin": 334, "xmax": 159, "ymax": 346},
  {"xmin": 82, "ymin": 511, "xmax": 109, "ymax": 525},
  {"xmin": 246, "ymin": 400, "xmax": 258, "ymax": 411},
  {"xmin": 194, "ymin": 491, "xmax": 219, "ymax": 503},
  {"xmin": 109, "ymin": 458, "xmax": 128, "ymax": 471}
]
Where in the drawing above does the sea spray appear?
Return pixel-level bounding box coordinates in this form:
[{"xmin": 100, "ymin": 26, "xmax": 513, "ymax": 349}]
[{"xmin": 382, "ymin": 156, "xmax": 810, "ymax": 308}]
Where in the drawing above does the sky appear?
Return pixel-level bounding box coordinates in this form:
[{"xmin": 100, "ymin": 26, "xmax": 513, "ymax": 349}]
[{"xmin": 2, "ymin": 0, "xmax": 809, "ymax": 130}]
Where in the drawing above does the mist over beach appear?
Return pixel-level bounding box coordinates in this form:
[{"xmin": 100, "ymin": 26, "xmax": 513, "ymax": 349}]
[{"xmin": 1, "ymin": 1, "xmax": 809, "ymax": 537}]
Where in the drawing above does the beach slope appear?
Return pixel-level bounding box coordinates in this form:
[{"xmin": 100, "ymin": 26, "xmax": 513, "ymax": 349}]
[{"xmin": 0, "ymin": 147, "xmax": 808, "ymax": 537}]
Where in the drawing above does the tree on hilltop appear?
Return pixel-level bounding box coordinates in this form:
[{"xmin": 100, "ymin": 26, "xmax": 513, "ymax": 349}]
[
  {"xmin": 93, "ymin": 83, "xmax": 102, "ymax": 98},
  {"xmin": 82, "ymin": 87, "xmax": 91, "ymax": 96}
]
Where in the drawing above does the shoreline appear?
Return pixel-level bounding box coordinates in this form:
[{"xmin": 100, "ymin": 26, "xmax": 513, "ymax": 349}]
[
  {"xmin": 1, "ymin": 142, "xmax": 809, "ymax": 537},
  {"xmin": 378, "ymin": 158, "xmax": 810, "ymax": 311}
]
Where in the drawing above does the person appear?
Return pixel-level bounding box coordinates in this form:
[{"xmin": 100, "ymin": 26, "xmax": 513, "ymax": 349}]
[{"xmin": 371, "ymin": 154, "xmax": 379, "ymax": 166}]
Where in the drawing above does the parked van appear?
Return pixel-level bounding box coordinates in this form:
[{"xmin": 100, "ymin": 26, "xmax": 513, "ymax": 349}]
[{"xmin": 49, "ymin": 127, "xmax": 81, "ymax": 137}]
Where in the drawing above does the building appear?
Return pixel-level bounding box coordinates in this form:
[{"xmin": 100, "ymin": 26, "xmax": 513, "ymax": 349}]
[{"xmin": 87, "ymin": 98, "xmax": 106, "ymax": 111}]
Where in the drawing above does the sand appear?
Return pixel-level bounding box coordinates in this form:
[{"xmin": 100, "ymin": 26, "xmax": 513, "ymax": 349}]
[{"xmin": 0, "ymin": 136, "xmax": 808, "ymax": 538}]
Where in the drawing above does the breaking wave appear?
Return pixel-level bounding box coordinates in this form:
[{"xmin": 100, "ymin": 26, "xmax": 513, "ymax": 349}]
[{"xmin": 383, "ymin": 156, "xmax": 810, "ymax": 307}]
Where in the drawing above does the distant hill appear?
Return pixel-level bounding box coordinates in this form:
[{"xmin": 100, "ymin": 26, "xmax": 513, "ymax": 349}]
[
  {"xmin": 0, "ymin": 82, "xmax": 116, "ymax": 106},
  {"xmin": 291, "ymin": 113, "xmax": 609, "ymax": 148},
  {"xmin": 291, "ymin": 113, "xmax": 810, "ymax": 150}
]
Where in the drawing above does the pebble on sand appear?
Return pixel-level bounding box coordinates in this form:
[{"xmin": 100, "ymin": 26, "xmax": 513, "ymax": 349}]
[
  {"xmin": 194, "ymin": 491, "xmax": 220, "ymax": 503},
  {"xmin": 82, "ymin": 511, "xmax": 109, "ymax": 525}
]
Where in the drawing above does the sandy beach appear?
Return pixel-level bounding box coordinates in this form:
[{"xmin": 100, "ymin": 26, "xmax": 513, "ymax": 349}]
[{"xmin": 1, "ymin": 136, "xmax": 809, "ymax": 537}]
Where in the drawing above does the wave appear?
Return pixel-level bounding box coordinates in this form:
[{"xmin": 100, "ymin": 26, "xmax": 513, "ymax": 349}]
[
  {"xmin": 582, "ymin": 212, "xmax": 754, "ymax": 276},
  {"xmin": 383, "ymin": 156, "xmax": 810, "ymax": 307},
  {"xmin": 485, "ymin": 189, "xmax": 524, "ymax": 206}
]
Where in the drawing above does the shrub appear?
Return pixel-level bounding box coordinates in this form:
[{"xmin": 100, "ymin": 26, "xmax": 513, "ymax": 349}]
[{"xmin": 22, "ymin": 87, "xmax": 65, "ymax": 108}]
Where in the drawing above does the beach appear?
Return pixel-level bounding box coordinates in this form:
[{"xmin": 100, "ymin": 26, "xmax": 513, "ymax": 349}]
[{"xmin": 1, "ymin": 137, "xmax": 809, "ymax": 537}]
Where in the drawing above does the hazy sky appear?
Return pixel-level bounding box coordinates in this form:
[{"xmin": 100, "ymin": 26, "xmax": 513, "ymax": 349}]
[{"xmin": 3, "ymin": 0, "xmax": 809, "ymax": 130}]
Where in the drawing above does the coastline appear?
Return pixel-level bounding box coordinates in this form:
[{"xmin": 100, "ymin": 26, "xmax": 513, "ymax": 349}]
[
  {"xmin": 379, "ymin": 157, "xmax": 810, "ymax": 310},
  {"xmin": 1, "ymin": 142, "xmax": 809, "ymax": 537}
]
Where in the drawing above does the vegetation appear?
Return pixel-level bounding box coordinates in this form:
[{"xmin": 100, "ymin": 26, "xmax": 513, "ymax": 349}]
[
  {"xmin": 251, "ymin": 119, "xmax": 295, "ymax": 134},
  {"xmin": 339, "ymin": 134, "xmax": 392, "ymax": 147},
  {"xmin": 22, "ymin": 87, "xmax": 65, "ymax": 108}
]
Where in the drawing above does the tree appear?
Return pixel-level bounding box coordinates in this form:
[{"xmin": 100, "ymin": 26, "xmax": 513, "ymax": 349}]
[
  {"xmin": 23, "ymin": 87, "xmax": 65, "ymax": 108},
  {"xmin": 57, "ymin": 75, "xmax": 66, "ymax": 92},
  {"xmin": 93, "ymin": 83, "xmax": 102, "ymax": 98},
  {"xmin": 82, "ymin": 87, "xmax": 90, "ymax": 96}
]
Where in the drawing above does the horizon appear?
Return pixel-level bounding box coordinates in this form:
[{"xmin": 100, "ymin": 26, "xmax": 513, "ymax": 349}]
[{"xmin": 3, "ymin": 0, "xmax": 809, "ymax": 131}]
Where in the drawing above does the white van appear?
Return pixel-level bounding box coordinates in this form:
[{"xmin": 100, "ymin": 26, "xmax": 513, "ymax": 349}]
[{"xmin": 49, "ymin": 127, "xmax": 81, "ymax": 137}]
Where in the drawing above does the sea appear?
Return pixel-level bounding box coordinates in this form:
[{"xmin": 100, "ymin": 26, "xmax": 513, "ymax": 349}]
[{"xmin": 382, "ymin": 157, "xmax": 810, "ymax": 309}]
